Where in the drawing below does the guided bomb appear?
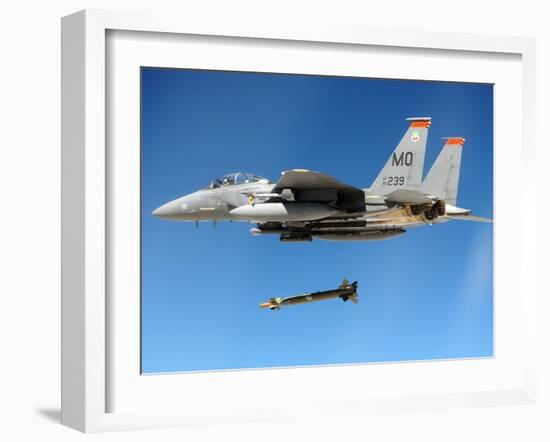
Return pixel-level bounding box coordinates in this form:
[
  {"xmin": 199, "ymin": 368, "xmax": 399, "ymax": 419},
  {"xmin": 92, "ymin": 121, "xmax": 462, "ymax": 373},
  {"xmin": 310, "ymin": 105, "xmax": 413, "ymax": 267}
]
[{"xmin": 260, "ymin": 279, "xmax": 359, "ymax": 310}]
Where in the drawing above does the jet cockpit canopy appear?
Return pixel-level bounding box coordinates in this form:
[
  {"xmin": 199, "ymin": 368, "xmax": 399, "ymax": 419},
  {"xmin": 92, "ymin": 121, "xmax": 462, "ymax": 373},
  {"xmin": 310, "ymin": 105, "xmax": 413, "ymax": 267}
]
[{"xmin": 206, "ymin": 172, "xmax": 271, "ymax": 189}]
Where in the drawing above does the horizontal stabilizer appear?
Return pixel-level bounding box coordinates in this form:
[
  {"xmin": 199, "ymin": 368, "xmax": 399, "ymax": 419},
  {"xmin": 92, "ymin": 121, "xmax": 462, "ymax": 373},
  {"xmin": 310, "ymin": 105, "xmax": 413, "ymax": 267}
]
[{"xmin": 446, "ymin": 213, "xmax": 493, "ymax": 223}]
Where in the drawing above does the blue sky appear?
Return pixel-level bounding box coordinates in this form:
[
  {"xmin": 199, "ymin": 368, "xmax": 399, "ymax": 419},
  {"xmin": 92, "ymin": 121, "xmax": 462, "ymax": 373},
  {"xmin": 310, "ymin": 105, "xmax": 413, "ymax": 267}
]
[{"xmin": 141, "ymin": 68, "xmax": 493, "ymax": 374}]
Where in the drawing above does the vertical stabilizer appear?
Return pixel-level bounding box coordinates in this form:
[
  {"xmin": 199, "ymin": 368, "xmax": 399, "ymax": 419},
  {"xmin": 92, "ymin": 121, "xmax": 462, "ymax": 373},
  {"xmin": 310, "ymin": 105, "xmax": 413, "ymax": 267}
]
[
  {"xmin": 370, "ymin": 117, "xmax": 431, "ymax": 195},
  {"xmin": 340, "ymin": 278, "xmax": 350, "ymax": 288},
  {"xmin": 421, "ymin": 137, "xmax": 464, "ymax": 205}
]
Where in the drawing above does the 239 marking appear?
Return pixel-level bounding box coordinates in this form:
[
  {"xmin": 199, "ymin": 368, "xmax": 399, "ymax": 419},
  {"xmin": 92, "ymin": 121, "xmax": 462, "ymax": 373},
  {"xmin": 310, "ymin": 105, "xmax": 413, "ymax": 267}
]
[{"xmin": 385, "ymin": 176, "xmax": 405, "ymax": 186}]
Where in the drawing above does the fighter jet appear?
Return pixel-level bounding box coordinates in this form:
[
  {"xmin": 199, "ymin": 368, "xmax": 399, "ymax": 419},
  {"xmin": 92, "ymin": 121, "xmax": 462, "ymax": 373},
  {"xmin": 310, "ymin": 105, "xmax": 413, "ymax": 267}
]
[
  {"xmin": 260, "ymin": 279, "xmax": 359, "ymax": 310},
  {"xmin": 152, "ymin": 117, "xmax": 491, "ymax": 242}
]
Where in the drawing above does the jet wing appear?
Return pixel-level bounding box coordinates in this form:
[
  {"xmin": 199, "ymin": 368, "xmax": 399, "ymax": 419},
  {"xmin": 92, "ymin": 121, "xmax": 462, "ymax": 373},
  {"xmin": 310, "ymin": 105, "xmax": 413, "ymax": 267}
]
[
  {"xmin": 272, "ymin": 169, "xmax": 365, "ymax": 210},
  {"xmin": 273, "ymin": 169, "xmax": 360, "ymax": 193},
  {"xmin": 384, "ymin": 189, "xmax": 433, "ymax": 205}
]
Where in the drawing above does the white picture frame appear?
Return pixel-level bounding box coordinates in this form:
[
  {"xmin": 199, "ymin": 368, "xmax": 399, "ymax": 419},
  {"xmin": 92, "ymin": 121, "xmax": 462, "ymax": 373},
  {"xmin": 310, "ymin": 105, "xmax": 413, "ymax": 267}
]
[{"xmin": 61, "ymin": 9, "xmax": 537, "ymax": 433}]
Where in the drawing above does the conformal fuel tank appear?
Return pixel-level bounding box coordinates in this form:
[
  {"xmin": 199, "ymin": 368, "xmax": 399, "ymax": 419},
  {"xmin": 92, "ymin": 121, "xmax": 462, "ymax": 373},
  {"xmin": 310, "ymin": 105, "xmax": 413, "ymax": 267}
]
[
  {"xmin": 316, "ymin": 229, "xmax": 406, "ymax": 241},
  {"xmin": 229, "ymin": 202, "xmax": 338, "ymax": 222}
]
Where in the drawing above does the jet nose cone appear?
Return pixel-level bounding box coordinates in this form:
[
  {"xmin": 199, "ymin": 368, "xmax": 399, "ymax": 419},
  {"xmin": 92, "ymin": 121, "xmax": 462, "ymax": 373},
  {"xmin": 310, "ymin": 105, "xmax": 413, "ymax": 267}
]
[
  {"xmin": 152, "ymin": 195, "xmax": 201, "ymax": 220},
  {"xmin": 152, "ymin": 202, "xmax": 176, "ymax": 218}
]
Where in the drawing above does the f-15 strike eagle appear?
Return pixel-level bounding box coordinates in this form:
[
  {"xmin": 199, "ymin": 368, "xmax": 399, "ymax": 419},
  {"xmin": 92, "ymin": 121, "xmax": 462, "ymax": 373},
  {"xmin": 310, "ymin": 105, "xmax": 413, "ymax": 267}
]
[{"xmin": 152, "ymin": 117, "xmax": 492, "ymax": 242}]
